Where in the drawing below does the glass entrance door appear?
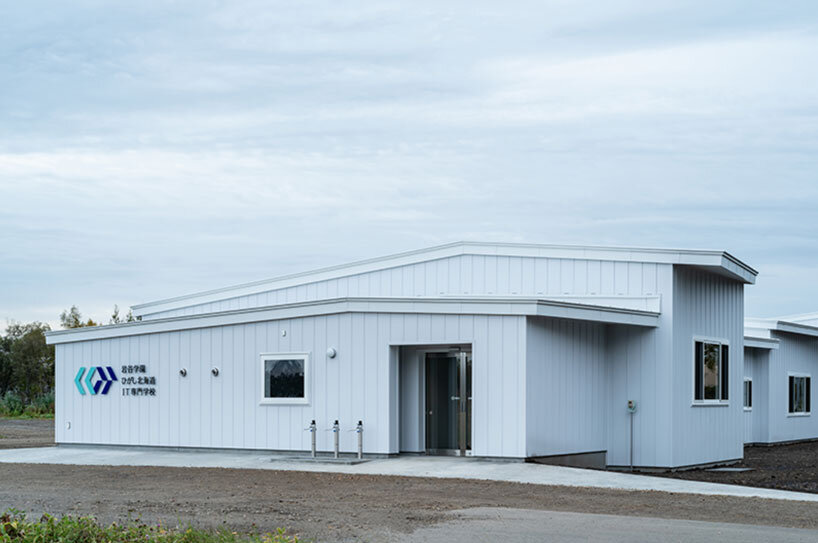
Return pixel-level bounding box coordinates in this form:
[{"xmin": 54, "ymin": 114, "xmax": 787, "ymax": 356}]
[{"xmin": 425, "ymin": 351, "xmax": 472, "ymax": 455}]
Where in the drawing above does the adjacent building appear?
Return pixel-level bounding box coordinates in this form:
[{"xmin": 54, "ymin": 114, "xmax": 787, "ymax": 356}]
[{"xmin": 744, "ymin": 315, "xmax": 818, "ymax": 445}]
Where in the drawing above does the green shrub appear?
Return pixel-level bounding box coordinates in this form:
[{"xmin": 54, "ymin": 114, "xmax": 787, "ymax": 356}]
[
  {"xmin": 0, "ymin": 392, "xmax": 24, "ymax": 417},
  {"xmin": 0, "ymin": 392, "xmax": 54, "ymax": 418},
  {"xmin": 25, "ymin": 392, "xmax": 54, "ymax": 415},
  {"xmin": 0, "ymin": 510, "xmax": 300, "ymax": 543}
]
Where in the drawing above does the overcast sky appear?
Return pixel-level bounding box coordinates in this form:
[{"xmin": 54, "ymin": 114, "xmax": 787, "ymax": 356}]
[{"xmin": 2, "ymin": 1, "xmax": 817, "ymax": 328}]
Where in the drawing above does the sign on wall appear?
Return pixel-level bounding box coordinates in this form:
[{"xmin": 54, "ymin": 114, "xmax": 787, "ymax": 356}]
[
  {"xmin": 120, "ymin": 365, "xmax": 158, "ymax": 397},
  {"xmin": 73, "ymin": 365, "xmax": 158, "ymax": 397},
  {"xmin": 74, "ymin": 366, "xmax": 118, "ymax": 395}
]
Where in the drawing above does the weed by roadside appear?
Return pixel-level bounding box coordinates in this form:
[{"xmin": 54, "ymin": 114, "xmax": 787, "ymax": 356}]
[
  {"xmin": 0, "ymin": 392, "xmax": 54, "ymax": 418},
  {"xmin": 0, "ymin": 510, "xmax": 301, "ymax": 543}
]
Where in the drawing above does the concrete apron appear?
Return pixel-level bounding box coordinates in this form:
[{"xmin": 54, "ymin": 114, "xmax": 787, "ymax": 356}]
[{"xmin": 1, "ymin": 446, "xmax": 817, "ymax": 503}]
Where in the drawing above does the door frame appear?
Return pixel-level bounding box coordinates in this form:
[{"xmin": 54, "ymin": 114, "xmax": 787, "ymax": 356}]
[{"xmin": 422, "ymin": 347, "xmax": 472, "ymax": 457}]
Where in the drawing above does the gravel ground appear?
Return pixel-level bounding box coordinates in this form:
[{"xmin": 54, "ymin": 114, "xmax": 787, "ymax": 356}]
[
  {"xmin": 0, "ymin": 418, "xmax": 54, "ymax": 449},
  {"xmin": 1, "ymin": 419, "xmax": 817, "ymax": 541},
  {"xmin": 2, "ymin": 463, "xmax": 818, "ymax": 542},
  {"xmin": 658, "ymin": 441, "xmax": 818, "ymax": 493}
]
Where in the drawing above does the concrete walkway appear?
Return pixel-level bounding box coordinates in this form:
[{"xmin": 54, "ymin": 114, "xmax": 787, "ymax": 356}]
[{"xmin": 1, "ymin": 446, "xmax": 817, "ymax": 503}]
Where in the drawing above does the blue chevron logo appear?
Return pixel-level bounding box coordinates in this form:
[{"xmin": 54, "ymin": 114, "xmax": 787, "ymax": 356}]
[
  {"xmin": 94, "ymin": 366, "xmax": 118, "ymax": 394},
  {"xmin": 74, "ymin": 366, "xmax": 118, "ymax": 395}
]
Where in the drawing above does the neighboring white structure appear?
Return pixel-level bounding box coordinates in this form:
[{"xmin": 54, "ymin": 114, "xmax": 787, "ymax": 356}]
[
  {"xmin": 744, "ymin": 315, "xmax": 818, "ymax": 445},
  {"xmin": 46, "ymin": 242, "xmax": 758, "ymax": 469}
]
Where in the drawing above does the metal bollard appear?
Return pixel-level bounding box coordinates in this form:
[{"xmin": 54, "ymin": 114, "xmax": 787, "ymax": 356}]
[
  {"xmin": 332, "ymin": 420, "xmax": 340, "ymax": 459},
  {"xmin": 355, "ymin": 420, "xmax": 363, "ymax": 459},
  {"xmin": 309, "ymin": 420, "xmax": 317, "ymax": 458}
]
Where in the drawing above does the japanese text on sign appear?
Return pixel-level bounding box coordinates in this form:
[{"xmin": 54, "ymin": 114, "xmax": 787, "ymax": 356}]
[{"xmin": 121, "ymin": 365, "xmax": 157, "ymax": 397}]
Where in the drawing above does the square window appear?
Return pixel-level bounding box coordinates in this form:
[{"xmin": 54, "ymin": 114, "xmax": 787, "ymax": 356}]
[{"xmin": 260, "ymin": 353, "xmax": 309, "ymax": 404}]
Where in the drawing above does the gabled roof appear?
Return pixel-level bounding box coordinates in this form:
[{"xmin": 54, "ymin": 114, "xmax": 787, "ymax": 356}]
[{"xmin": 132, "ymin": 241, "xmax": 756, "ymax": 317}]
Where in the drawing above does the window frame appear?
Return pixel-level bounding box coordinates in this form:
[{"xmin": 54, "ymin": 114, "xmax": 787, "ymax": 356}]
[
  {"xmin": 787, "ymin": 372, "xmax": 811, "ymax": 417},
  {"xmin": 692, "ymin": 337, "xmax": 730, "ymax": 406},
  {"xmin": 259, "ymin": 352, "xmax": 311, "ymax": 406},
  {"xmin": 743, "ymin": 378, "xmax": 752, "ymax": 411}
]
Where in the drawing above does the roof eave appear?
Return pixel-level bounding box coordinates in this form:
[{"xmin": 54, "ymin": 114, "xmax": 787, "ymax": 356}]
[
  {"xmin": 131, "ymin": 242, "xmax": 756, "ymax": 317},
  {"xmin": 48, "ymin": 296, "xmax": 660, "ymax": 345},
  {"xmin": 744, "ymin": 336, "xmax": 780, "ymax": 350}
]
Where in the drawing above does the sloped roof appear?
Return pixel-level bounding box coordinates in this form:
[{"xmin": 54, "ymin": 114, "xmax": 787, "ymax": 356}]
[
  {"xmin": 745, "ymin": 317, "xmax": 818, "ymax": 340},
  {"xmin": 775, "ymin": 312, "xmax": 818, "ymax": 326},
  {"xmin": 48, "ymin": 295, "xmax": 660, "ymax": 345},
  {"xmin": 132, "ymin": 241, "xmax": 756, "ymax": 317}
]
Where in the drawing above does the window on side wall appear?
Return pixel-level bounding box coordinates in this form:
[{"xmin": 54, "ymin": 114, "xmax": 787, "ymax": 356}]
[
  {"xmin": 743, "ymin": 378, "xmax": 752, "ymax": 410},
  {"xmin": 788, "ymin": 374, "xmax": 811, "ymax": 415},
  {"xmin": 260, "ymin": 353, "xmax": 309, "ymax": 405},
  {"xmin": 694, "ymin": 340, "xmax": 729, "ymax": 403}
]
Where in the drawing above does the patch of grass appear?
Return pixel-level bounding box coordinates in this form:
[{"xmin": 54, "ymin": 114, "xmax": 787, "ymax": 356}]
[
  {"xmin": 0, "ymin": 510, "xmax": 300, "ymax": 542},
  {"xmin": 0, "ymin": 413, "xmax": 54, "ymax": 420}
]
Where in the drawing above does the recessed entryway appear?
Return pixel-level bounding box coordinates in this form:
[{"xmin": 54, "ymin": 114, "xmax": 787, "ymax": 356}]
[{"xmin": 398, "ymin": 345, "xmax": 473, "ymax": 456}]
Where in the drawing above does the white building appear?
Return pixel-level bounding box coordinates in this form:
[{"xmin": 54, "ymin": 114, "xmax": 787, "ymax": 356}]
[
  {"xmin": 46, "ymin": 242, "xmax": 758, "ymax": 469},
  {"xmin": 744, "ymin": 315, "xmax": 818, "ymax": 445}
]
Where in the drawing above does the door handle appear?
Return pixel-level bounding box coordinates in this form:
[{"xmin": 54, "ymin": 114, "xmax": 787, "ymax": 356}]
[{"xmin": 450, "ymin": 395, "xmax": 460, "ymax": 401}]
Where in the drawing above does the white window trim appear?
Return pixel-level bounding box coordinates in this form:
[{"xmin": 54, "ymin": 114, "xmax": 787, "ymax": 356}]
[
  {"xmin": 743, "ymin": 377, "xmax": 752, "ymax": 411},
  {"xmin": 691, "ymin": 336, "xmax": 730, "ymax": 407},
  {"xmin": 787, "ymin": 372, "xmax": 811, "ymax": 417},
  {"xmin": 259, "ymin": 352, "xmax": 310, "ymax": 405}
]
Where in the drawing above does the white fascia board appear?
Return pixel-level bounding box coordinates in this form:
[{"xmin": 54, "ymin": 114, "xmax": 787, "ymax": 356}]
[
  {"xmin": 48, "ymin": 296, "xmax": 659, "ymax": 345},
  {"xmin": 719, "ymin": 254, "xmax": 757, "ymax": 284},
  {"xmin": 744, "ymin": 318, "xmax": 775, "ymax": 339},
  {"xmin": 539, "ymin": 295, "xmax": 661, "ymax": 313},
  {"xmin": 774, "ymin": 320, "xmax": 818, "ymax": 339},
  {"xmin": 132, "ymin": 241, "xmax": 755, "ymax": 317},
  {"xmin": 534, "ymin": 303, "xmax": 657, "ymax": 327},
  {"xmin": 778, "ymin": 312, "xmax": 818, "ymax": 325},
  {"xmin": 744, "ymin": 326, "xmax": 773, "ymax": 339},
  {"xmin": 744, "ymin": 336, "xmax": 780, "ymax": 350}
]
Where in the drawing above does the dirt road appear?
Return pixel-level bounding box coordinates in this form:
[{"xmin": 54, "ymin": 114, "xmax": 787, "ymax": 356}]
[
  {"xmin": 1, "ymin": 419, "xmax": 818, "ymax": 541},
  {"xmin": 0, "ymin": 418, "xmax": 54, "ymax": 449},
  {"xmin": 1, "ymin": 462, "xmax": 818, "ymax": 542}
]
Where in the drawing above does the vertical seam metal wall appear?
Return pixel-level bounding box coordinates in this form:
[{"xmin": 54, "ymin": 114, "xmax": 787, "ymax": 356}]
[{"xmin": 54, "ymin": 312, "xmax": 528, "ymax": 458}]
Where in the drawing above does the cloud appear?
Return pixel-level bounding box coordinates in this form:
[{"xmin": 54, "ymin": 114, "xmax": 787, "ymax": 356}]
[{"xmin": 1, "ymin": 1, "xmax": 817, "ymax": 326}]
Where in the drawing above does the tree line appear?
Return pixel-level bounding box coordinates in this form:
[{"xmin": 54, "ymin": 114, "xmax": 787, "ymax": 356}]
[{"xmin": 0, "ymin": 305, "xmax": 135, "ymax": 417}]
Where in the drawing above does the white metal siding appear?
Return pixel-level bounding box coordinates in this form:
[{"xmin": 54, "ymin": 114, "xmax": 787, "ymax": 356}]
[
  {"xmin": 605, "ymin": 325, "xmax": 668, "ymax": 467},
  {"xmin": 55, "ymin": 313, "xmax": 527, "ymax": 458},
  {"xmin": 525, "ymin": 317, "xmax": 606, "ymax": 457},
  {"xmin": 766, "ymin": 332, "xmax": 818, "ymax": 443},
  {"xmin": 743, "ymin": 347, "xmax": 770, "ymax": 444},
  {"xmin": 671, "ymin": 267, "xmax": 745, "ymax": 467},
  {"xmin": 604, "ymin": 264, "xmax": 676, "ymax": 468},
  {"xmin": 141, "ymin": 255, "xmax": 663, "ymax": 320}
]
